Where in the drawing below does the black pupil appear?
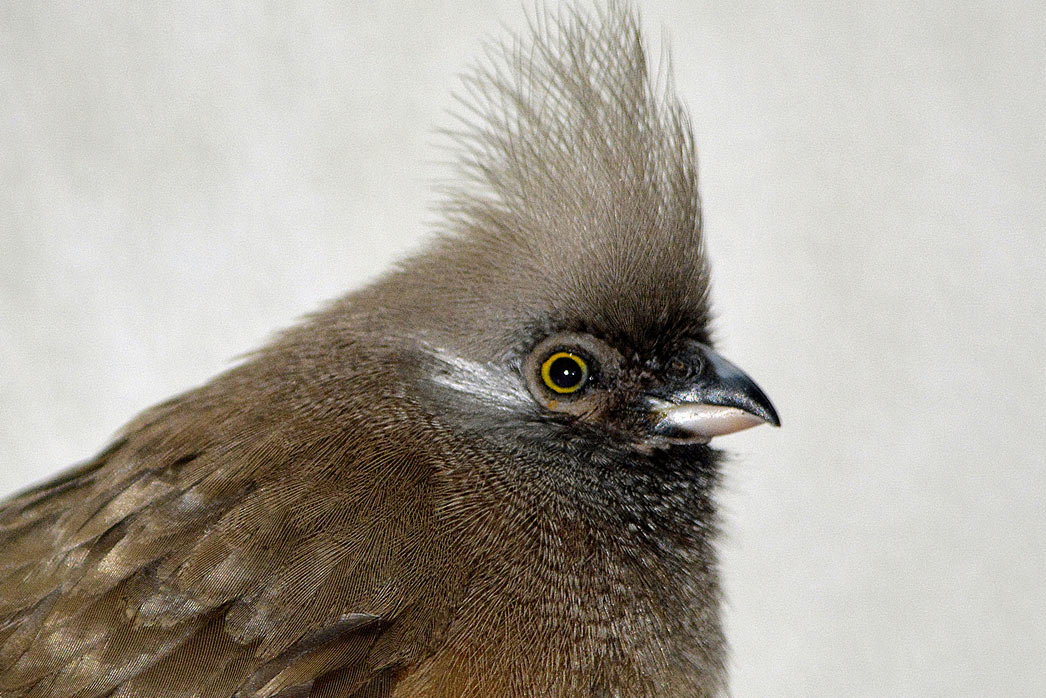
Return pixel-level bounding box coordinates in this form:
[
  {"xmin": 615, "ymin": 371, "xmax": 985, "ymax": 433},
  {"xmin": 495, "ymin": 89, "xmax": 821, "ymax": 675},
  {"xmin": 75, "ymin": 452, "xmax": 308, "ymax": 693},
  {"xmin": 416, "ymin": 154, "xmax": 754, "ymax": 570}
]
[{"xmin": 549, "ymin": 356, "xmax": 584, "ymax": 389}]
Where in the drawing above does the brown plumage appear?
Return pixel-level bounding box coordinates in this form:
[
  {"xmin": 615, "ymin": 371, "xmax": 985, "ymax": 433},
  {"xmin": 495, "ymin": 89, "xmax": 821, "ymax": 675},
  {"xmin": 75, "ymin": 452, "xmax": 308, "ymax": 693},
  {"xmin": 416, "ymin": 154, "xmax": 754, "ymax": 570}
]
[{"xmin": 0, "ymin": 4, "xmax": 778, "ymax": 697}]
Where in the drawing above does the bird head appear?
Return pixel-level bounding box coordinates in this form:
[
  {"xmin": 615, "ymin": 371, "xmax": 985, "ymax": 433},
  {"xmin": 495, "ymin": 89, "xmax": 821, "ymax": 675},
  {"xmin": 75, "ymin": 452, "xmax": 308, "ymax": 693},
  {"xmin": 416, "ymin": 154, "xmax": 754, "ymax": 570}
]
[{"xmin": 323, "ymin": 6, "xmax": 778, "ymax": 467}]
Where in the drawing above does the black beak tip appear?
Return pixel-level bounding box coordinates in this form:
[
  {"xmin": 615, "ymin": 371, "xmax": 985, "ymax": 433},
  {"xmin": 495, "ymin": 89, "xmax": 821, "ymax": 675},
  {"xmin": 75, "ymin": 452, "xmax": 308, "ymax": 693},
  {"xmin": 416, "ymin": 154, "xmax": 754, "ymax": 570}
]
[
  {"xmin": 697, "ymin": 342, "xmax": 780, "ymax": 429},
  {"xmin": 747, "ymin": 384, "xmax": 781, "ymax": 428},
  {"xmin": 766, "ymin": 404, "xmax": 782, "ymax": 428}
]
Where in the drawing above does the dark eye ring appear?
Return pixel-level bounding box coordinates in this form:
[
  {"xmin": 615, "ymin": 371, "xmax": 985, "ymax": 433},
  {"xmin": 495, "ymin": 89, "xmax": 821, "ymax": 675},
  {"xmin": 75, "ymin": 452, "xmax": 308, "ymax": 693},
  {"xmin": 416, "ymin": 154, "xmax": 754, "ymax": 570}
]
[{"xmin": 540, "ymin": 352, "xmax": 589, "ymax": 394}]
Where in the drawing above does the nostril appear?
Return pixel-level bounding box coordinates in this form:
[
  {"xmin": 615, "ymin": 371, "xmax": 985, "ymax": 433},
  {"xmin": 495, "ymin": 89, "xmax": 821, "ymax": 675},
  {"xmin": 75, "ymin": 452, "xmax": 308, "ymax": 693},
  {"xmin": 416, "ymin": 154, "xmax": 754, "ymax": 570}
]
[{"xmin": 666, "ymin": 359, "xmax": 691, "ymax": 381}]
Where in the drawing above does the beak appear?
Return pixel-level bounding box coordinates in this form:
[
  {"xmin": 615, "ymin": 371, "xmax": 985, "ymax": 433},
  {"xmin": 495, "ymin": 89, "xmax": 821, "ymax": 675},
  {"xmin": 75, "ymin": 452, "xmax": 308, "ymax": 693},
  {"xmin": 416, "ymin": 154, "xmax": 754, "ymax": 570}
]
[{"xmin": 645, "ymin": 342, "xmax": 780, "ymax": 445}]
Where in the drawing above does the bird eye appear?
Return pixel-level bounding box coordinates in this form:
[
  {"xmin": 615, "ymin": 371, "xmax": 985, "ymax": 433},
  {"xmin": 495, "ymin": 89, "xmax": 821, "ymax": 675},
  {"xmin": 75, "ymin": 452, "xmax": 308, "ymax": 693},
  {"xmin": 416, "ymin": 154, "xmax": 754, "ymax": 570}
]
[{"xmin": 540, "ymin": 352, "xmax": 589, "ymax": 394}]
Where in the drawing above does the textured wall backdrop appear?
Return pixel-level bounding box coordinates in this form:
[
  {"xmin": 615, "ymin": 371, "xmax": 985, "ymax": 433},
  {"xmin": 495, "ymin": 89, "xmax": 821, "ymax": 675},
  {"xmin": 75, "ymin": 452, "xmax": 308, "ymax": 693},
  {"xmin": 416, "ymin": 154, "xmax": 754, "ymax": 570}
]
[{"xmin": 2, "ymin": 2, "xmax": 1043, "ymax": 696}]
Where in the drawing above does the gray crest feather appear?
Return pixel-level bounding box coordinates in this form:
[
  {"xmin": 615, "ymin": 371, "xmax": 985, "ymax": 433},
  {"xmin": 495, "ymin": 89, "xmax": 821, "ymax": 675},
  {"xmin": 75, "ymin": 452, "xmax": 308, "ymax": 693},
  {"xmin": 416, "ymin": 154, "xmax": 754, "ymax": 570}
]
[
  {"xmin": 0, "ymin": 4, "xmax": 729, "ymax": 697},
  {"xmin": 414, "ymin": 1, "xmax": 712, "ymax": 354}
]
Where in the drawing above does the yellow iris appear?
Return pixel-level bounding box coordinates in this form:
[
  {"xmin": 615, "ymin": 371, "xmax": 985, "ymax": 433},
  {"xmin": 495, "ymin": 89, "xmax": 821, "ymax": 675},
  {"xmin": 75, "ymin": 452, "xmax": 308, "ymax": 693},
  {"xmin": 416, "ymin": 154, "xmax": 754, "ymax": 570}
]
[{"xmin": 540, "ymin": 352, "xmax": 589, "ymax": 394}]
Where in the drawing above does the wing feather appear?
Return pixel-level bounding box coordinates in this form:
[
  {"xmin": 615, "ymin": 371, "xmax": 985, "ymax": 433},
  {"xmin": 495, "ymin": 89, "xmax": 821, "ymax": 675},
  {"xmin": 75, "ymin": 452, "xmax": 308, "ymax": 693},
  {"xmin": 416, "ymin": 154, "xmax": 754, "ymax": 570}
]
[{"xmin": 0, "ymin": 388, "xmax": 461, "ymax": 697}]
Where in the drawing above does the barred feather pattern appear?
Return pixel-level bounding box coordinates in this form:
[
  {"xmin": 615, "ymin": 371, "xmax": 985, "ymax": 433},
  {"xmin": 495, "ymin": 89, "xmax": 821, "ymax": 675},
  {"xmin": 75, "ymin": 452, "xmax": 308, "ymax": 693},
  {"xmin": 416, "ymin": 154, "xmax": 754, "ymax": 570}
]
[{"xmin": 0, "ymin": 3, "xmax": 726, "ymax": 697}]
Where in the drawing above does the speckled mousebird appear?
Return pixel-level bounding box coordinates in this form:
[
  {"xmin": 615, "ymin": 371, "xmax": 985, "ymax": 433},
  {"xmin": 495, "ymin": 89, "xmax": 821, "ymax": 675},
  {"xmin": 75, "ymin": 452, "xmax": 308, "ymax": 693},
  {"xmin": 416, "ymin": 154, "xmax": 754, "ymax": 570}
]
[{"xmin": 0, "ymin": 4, "xmax": 779, "ymax": 697}]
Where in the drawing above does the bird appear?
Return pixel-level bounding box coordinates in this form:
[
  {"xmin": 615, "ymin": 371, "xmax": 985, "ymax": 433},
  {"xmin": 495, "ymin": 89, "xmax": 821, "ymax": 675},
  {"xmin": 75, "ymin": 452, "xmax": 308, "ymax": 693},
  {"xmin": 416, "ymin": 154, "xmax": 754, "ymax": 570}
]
[{"xmin": 0, "ymin": 4, "xmax": 778, "ymax": 697}]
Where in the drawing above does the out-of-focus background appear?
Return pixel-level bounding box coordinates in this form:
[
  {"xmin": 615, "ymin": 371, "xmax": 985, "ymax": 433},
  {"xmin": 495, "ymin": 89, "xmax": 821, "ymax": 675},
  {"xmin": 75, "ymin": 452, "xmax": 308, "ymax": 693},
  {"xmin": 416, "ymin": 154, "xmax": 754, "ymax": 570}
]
[{"xmin": 2, "ymin": 2, "xmax": 1043, "ymax": 696}]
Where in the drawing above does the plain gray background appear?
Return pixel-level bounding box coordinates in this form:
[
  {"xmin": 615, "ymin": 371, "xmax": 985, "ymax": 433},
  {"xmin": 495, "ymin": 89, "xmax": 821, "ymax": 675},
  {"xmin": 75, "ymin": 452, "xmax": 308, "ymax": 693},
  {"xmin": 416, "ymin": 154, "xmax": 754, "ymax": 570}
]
[{"xmin": 2, "ymin": 2, "xmax": 1044, "ymax": 696}]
